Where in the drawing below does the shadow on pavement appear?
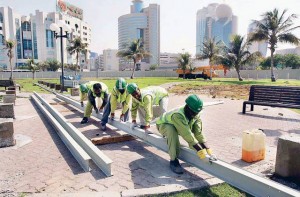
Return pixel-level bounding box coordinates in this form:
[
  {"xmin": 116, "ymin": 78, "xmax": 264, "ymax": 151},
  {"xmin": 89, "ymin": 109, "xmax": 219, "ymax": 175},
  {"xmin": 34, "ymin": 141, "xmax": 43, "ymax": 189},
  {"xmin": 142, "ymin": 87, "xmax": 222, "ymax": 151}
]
[{"xmin": 239, "ymin": 112, "xmax": 300, "ymax": 122}]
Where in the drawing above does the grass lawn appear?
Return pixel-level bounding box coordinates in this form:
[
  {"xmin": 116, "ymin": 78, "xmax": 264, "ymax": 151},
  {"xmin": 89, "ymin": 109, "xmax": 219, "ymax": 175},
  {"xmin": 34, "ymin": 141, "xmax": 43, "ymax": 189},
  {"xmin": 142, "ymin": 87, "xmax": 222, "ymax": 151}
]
[
  {"xmin": 153, "ymin": 183, "xmax": 252, "ymax": 197},
  {"xmin": 15, "ymin": 77, "xmax": 300, "ymax": 94}
]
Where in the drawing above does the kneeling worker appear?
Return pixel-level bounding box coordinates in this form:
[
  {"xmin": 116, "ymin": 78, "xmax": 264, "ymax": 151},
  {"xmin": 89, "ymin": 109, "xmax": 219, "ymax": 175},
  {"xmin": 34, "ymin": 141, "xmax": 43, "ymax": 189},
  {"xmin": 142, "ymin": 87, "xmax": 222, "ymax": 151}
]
[
  {"xmin": 156, "ymin": 94, "xmax": 214, "ymax": 174},
  {"xmin": 100, "ymin": 78, "xmax": 132, "ymax": 130},
  {"xmin": 127, "ymin": 83, "xmax": 168, "ymax": 130},
  {"xmin": 80, "ymin": 81, "xmax": 109, "ymax": 124}
]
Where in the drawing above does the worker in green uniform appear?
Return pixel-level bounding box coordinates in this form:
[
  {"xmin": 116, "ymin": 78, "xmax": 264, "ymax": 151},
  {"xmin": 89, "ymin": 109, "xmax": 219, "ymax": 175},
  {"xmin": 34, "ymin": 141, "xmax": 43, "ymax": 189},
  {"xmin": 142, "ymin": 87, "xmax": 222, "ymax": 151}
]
[
  {"xmin": 127, "ymin": 83, "xmax": 168, "ymax": 130},
  {"xmin": 79, "ymin": 81, "xmax": 102, "ymax": 108},
  {"xmin": 156, "ymin": 94, "xmax": 214, "ymax": 174},
  {"xmin": 100, "ymin": 78, "xmax": 132, "ymax": 130},
  {"xmin": 80, "ymin": 81, "xmax": 109, "ymax": 124}
]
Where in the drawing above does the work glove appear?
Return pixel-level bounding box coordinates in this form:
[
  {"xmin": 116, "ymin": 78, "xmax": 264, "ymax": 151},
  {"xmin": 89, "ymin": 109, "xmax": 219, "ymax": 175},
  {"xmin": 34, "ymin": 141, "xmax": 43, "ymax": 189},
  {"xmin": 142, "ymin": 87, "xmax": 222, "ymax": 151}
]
[
  {"xmin": 131, "ymin": 120, "xmax": 137, "ymax": 129},
  {"xmin": 99, "ymin": 107, "xmax": 104, "ymax": 113},
  {"xmin": 110, "ymin": 113, "xmax": 115, "ymax": 121},
  {"xmin": 80, "ymin": 102, "xmax": 84, "ymax": 107},
  {"xmin": 94, "ymin": 107, "xmax": 99, "ymax": 114},
  {"xmin": 120, "ymin": 114, "xmax": 125, "ymax": 122},
  {"xmin": 206, "ymin": 148, "xmax": 217, "ymax": 160},
  {"xmin": 197, "ymin": 149, "xmax": 208, "ymax": 160}
]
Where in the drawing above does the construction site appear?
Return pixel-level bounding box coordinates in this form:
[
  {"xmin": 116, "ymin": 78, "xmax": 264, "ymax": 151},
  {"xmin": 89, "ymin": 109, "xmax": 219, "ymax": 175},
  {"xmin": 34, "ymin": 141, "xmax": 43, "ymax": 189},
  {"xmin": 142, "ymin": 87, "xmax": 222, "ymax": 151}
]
[{"xmin": 0, "ymin": 80, "xmax": 299, "ymax": 197}]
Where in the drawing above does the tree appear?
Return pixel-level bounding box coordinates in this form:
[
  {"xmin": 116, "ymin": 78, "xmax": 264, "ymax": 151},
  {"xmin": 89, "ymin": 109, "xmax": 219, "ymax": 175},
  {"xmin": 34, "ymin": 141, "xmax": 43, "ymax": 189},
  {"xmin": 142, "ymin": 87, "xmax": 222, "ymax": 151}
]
[
  {"xmin": 47, "ymin": 59, "xmax": 60, "ymax": 71},
  {"xmin": 66, "ymin": 63, "xmax": 80, "ymax": 74},
  {"xmin": 67, "ymin": 37, "xmax": 88, "ymax": 73},
  {"xmin": 218, "ymin": 35, "xmax": 261, "ymax": 81},
  {"xmin": 284, "ymin": 54, "xmax": 300, "ymax": 69},
  {"xmin": 38, "ymin": 61, "xmax": 49, "ymax": 71},
  {"xmin": 259, "ymin": 54, "xmax": 285, "ymax": 70},
  {"xmin": 249, "ymin": 9, "xmax": 300, "ymax": 81},
  {"xmin": 177, "ymin": 52, "xmax": 193, "ymax": 79},
  {"xmin": 149, "ymin": 64, "xmax": 158, "ymax": 70},
  {"xmin": 4, "ymin": 39, "xmax": 15, "ymax": 80},
  {"xmin": 27, "ymin": 59, "xmax": 39, "ymax": 79},
  {"xmin": 117, "ymin": 39, "xmax": 151, "ymax": 79},
  {"xmin": 197, "ymin": 37, "xmax": 223, "ymax": 80}
]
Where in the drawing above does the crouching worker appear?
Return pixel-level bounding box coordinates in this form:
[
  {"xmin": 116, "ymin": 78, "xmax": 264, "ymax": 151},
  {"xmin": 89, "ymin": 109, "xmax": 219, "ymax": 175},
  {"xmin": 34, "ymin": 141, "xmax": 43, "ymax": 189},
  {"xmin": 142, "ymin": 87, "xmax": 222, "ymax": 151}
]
[
  {"xmin": 156, "ymin": 94, "xmax": 214, "ymax": 174},
  {"xmin": 127, "ymin": 83, "xmax": 168, "ymax": 130},
  {"xmin": 80, "ymin": 82, "xmax": 109, "ymax": 124},
  {"xmin": 100, "ymin": 78, "xmax": 132, "ymax": 131},
  {"xmin": 79, "ymin": 81, "xmax": 102, "ymax": 108}
]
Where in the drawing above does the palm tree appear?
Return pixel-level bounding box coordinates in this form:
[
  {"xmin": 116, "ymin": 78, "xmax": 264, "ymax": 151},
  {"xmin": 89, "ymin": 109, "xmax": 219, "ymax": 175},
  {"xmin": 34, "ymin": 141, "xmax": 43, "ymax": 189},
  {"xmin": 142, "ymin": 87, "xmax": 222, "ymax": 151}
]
[
  {"xmin": 4, "ymin": 40, "xmax": 15, "ymax": 80},
  {"xmin": 117, "ymin": 39, "xmax": 151, "ymax": 79},
  {"xmin": 218, "ymin": 35, "xmax": 261, "ymax": 81},
  {"xmin": 197, "ymin": 37, "xmax": 223, "ymax": 80},
  {"xmin": 177, "ymin": 52, "xmax": 193, "ymax": 79},
  {"xmin": 27, "ymin": 59, "xmax": 39, "ymax": 80},
  {"xmin": 67, "ymin": 37, "xmax": 88, "ymax": 73},
  {"xmin": 249, "ymin": 9, "xmax": 300, "ymax": 82}
]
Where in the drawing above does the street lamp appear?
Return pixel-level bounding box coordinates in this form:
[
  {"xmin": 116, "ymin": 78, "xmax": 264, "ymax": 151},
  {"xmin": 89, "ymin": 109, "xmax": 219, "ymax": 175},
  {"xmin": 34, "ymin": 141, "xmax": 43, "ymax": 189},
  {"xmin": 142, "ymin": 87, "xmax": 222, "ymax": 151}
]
[{"xmin": 50, "ymin": 20, "xmax": 71, "ymax": 93}]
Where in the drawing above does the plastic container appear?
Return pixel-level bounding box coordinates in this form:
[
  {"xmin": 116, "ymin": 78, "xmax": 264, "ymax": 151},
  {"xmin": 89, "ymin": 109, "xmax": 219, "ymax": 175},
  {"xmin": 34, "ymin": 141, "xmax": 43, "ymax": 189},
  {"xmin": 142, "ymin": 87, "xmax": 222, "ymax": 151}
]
[{"xmin": 242, "ymin": 129, "xmax": 266, "ymax": 163}]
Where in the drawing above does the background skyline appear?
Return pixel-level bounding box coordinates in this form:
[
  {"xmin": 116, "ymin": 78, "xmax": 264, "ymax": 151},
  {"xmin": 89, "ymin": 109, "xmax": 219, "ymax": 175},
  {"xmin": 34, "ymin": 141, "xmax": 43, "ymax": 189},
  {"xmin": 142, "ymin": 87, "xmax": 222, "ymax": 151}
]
[{"xmin": 1, "ymin": 0, "xmax": 299, "ymax": 56}]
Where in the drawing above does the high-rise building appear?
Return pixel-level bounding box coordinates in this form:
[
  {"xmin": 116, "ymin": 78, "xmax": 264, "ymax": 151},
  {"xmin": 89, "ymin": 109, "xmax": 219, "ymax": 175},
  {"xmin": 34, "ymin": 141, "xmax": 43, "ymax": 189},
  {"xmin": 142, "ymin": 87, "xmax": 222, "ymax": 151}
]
[
  {"xmin": 0, "ymin": 1, "xmax": 91, "ymax": 70},
  {"xmin": 103, "ymin": 49, "xmax": 119, "ymax": 71},
  {"xmin": 159, "ymin": 52, "xmax": 179, "ymax": 70},
  {"xmin": 276, "ymin": 47, "xmax": 300, "ymax": 56},
  {"xmin": 118, "ymin": 0, "xmax": 160, "ymax": 70},
  {"xmin": 196, "ymin": 3, "xmax": 238, "ymax": 55},
  {"xmin": 248, "ymin": 21, "xmax": 267, "ymax": 57}
]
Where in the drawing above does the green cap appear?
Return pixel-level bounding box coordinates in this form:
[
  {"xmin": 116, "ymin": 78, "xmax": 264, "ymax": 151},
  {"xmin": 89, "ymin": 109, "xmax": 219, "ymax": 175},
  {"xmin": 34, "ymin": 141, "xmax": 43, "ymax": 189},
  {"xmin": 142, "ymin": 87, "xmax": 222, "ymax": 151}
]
[
  {"xmin": 185, "ymin": 94, "xmax": 203, "ymax": 113},
  {"xmin": 79, "ymin": 84, "xmax": 88, "ymax": 93},
  {"xmin": 127, "ymin": 83, "xmax": 138, "ymax": 94},
  {"xmin": 116, "ymin": 78, "xmax": 127, "ymax": 90}
]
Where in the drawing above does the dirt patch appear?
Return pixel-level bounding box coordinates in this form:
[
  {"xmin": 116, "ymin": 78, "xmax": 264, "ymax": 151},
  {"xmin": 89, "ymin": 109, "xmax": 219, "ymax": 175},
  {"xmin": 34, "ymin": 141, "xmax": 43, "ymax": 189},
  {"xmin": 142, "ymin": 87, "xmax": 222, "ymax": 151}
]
[{"xmin": 170, "ymin": 84, "xmax": 251, "ymax": 100}]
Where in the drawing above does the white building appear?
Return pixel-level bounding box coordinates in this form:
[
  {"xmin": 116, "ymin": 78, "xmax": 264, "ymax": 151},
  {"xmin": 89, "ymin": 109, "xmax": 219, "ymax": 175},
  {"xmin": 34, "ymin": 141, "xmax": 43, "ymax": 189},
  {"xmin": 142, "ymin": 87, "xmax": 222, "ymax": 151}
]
[
  {"xmin": 118, "ymin": 0, "xmax": 160, "ymax": 70},
  {"xmin": 196, "ymin": 3, "xmax": 238, "ymax": 55},
  {"xmin": 276, "ymin": 47, "xmax": 300, "ymax": 56},
  {"xmin": 247, "ymin": 21, "xmax": 267, "ymax": 57},
  {"xmin": 0, "ymin": 1, "xmax": 91, "ymax": 70},
  {"xmin": 103, "ymin": 49, "xmax": 119, "ymax": 71},
  {"xmin": 159, "ymin": 52, "xmax": 179, "ymax": 70}
]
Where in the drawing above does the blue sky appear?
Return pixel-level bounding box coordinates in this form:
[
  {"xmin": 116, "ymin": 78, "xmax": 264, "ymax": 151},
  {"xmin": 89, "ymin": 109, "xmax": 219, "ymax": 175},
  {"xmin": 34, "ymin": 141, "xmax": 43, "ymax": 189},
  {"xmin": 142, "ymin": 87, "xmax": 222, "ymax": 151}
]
[{"xmin": 1, "ymin": 0, "xmax": 300, "ymax": 55}]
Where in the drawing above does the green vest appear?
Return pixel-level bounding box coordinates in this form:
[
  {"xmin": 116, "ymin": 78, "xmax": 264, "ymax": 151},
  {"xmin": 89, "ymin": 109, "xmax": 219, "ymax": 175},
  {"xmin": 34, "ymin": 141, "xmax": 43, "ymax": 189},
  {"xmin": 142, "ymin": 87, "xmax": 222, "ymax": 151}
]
[
  {"xmin": 112, "ymin": 87, "xmax": 128, "ymax": 103},
  {"xmin": 140, "ymin": 86, "xmax": 168, "ymax": 105},
  {"xmin": 156, "ymin": 107, "xmax": 197, "ymax": 130},
  {"xmin": 88, "ymin": 81, "xmax": 108, "ymax": 99}
]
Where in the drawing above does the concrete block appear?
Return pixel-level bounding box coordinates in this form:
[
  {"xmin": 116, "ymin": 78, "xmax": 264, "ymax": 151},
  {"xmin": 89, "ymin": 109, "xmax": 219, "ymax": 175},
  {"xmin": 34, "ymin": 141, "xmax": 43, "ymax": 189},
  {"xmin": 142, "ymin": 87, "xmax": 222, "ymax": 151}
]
[
  {"xmin": 71, "ymin": 88, "xmax": 79, "ymax": 96},
  {"xmin": 55, "ymin": 84, "xmax": 61, "ymax": 90},
  {"xmin": 275, "ymin": 134, "xmax": 300, "ymax": 181},
  {"xmin": 3, "ymin": 95, "xmax": 16, "ymax": 104},
  {"xmin": 0, "ymin": 118, "xmax": 15, "ymax": 148},
  {"xmin": 46, "ymin": 83, "xmax": 50, "ymax": 87},
  {"xmin": 7, "ymin": 86, "xmax": 16, "ymax": 91},
  {"xmin": 50, "ymin": 83, "xmax": 56, "ymax": 89},
  {"xmin": 0, "ymin": 104, "xmax": 14, "ymax": 118},
  {"xmin": 6, "ymin": 90, "xmax": 16, "ymax": 95}
]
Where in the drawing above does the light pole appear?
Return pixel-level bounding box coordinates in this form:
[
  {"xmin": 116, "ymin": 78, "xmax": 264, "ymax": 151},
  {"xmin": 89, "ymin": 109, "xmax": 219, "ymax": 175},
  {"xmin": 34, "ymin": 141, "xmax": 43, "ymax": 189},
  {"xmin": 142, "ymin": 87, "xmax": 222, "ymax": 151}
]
[{"xmin": 50, "ymin": 20, "xmax": 71, "ymax": 93}]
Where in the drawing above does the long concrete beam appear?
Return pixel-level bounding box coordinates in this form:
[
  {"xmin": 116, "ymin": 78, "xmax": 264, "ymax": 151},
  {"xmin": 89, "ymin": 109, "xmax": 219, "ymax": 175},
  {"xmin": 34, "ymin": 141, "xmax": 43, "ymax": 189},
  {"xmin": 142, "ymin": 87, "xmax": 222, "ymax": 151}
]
[
  {"xmin": 33, "ymin": 92, "xmax": 113, "ymax": 176},
  {"xmin": 31, "ymin": 95, "xmax": 91, "ymax": 172},
  {"xmin": 57, "ymin": 93, "xmax": 299, "ymax": 197}
]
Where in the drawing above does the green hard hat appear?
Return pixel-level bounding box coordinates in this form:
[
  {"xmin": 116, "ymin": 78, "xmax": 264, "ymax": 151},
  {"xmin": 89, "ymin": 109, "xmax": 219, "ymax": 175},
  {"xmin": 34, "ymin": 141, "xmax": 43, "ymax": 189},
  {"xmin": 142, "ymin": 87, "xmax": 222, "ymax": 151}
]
[
  {"xmin": 185, "ymin": 94, "xmax": 203, "ymax": 113},
  {"xmin": 116, "ymin": 78, "xmax": 127, "ymax": 90},
  {"xmin": 79, "ymin": 84, "xmax": 88, "ymax": 93},
  {"xmin": 127, "ymin": 83, "xmax": 138, "ymax": 94}
]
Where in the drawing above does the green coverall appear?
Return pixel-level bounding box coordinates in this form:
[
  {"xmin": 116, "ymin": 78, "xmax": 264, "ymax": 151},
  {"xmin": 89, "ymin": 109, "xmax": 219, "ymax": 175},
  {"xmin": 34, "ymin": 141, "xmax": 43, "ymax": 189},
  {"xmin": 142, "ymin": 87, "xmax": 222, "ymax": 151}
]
[
  {"xmin": 156, "ymin": 107, "xmax": 206, "ymax": 160},
  {"xmin": 84, "ymin": 82, "xmax": 109, "ymax": 117}
]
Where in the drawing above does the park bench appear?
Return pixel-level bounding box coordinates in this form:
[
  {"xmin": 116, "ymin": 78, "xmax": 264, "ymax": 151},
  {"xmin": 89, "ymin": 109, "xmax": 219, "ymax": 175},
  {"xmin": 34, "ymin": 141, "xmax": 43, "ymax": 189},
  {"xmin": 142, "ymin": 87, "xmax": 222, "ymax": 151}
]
[
  {"xmin": 242, "ymin": 85, "xmax": 300, "ymax": 114},
  {"xmin": 0, "ymin": 80, "xmax": 21, "ymax": 91}
]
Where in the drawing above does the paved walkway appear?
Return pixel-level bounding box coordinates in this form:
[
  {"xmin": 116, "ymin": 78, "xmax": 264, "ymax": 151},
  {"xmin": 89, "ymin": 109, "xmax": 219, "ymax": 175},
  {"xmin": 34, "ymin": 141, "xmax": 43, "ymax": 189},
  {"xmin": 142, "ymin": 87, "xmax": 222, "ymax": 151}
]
[{"xmin": 0, "ymin": 92, "xmax": 300, "ymax": 196}]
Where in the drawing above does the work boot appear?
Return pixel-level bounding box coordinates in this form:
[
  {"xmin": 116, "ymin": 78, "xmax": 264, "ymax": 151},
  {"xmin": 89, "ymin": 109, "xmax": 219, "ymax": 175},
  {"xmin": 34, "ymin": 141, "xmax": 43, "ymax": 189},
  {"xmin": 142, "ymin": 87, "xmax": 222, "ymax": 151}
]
[
  {"xmin": 101, "ymin": 124, "xmax": 106, "ymax": 131},
  {"xmin": 81, "ymin": 117, "xmax": 89, "ymax": 124},
  {"xmin": 170, "ymin": 158, "xmax": 184, "ymax": 174}
]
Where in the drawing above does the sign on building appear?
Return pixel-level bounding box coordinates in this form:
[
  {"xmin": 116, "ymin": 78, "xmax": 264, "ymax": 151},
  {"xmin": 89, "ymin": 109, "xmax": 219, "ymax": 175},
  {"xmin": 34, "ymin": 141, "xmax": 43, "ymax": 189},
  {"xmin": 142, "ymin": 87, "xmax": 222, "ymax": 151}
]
[{"xmin": 56, "ymin": 0, "xmax": 83, "ymax": 20}]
